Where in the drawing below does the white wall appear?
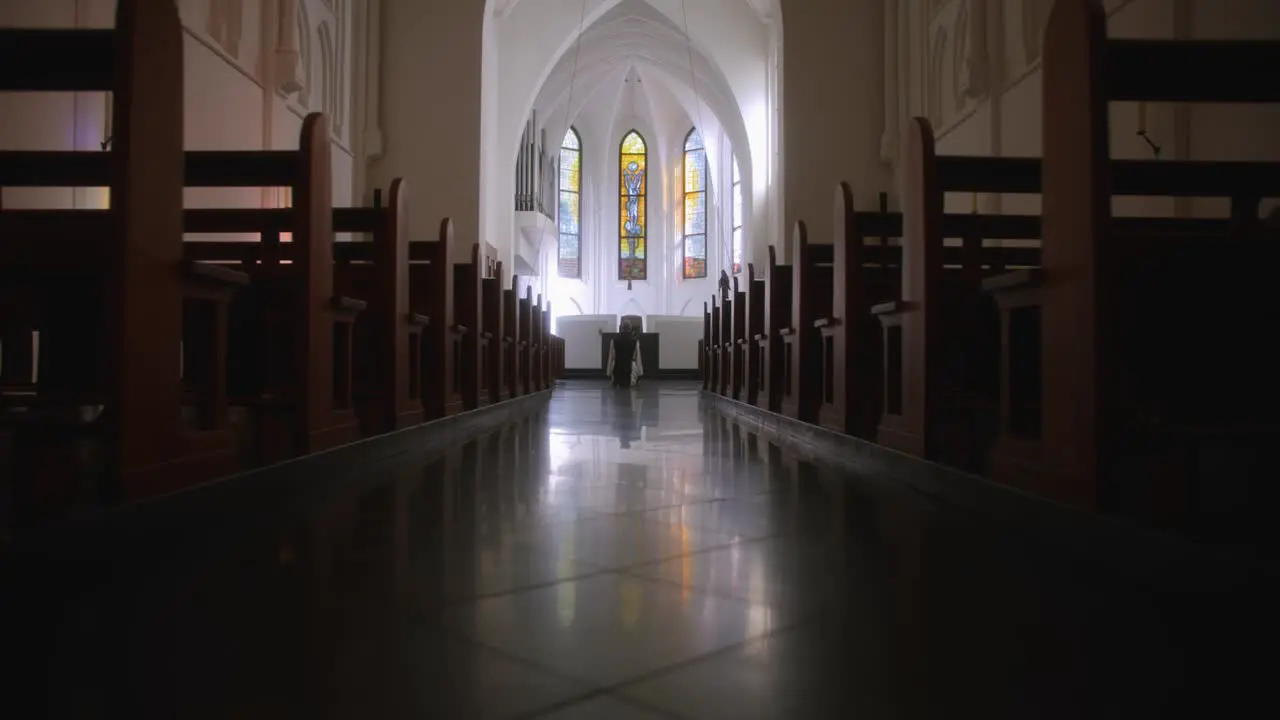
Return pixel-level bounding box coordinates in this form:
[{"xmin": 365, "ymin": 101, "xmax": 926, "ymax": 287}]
[
  {"xmin": 648, "ymin": 314, "xmax": 703, "ymax": 370},
  {"xmin": 487, "ymin": 0, "xmax": 777, "ymax": 282},
  {"xmin": 894, "ymin": 0, "xmax": 1280, "ymax": 219},
  {"xmin": 0, "ymin": 0, "xmax": 360, "ymax": 220},
  {"xmin": 782, "ymin": 0, "xmax": 887, "ymax": 259},
  {"xmin": 533, "ymin": 67, "xmax": 745, "ymax": 331},
  {"xmin": 556, "ymin": 315, "xmax": 617, "ymax": 369}
]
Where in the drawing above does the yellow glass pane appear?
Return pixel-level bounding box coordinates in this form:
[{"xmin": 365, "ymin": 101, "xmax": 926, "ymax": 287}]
[
  {"xmin": 621, "ymin": 131, "xmax": 646, "ymax": 154},
  {"xmin": 619, "ymin": 196, "xmax": 646, "ymax": 238},
  {"xmin": 620, "ymin": 154, "xmax": 646, "ymax": 195},
  {"xmin": 684, "ymin": 149, "xmax": 705, "ymax": 193}
]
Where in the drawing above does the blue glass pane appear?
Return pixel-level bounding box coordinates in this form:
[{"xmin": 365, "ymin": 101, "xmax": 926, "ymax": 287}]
[
  {"xmin": 684, "ymin": 149, "xmax": 706, "ymax": 193},
  {"xmin": 684, "ymin": 192, "xmax": 706, "ymax": 235},
  {"xmin": 686, "ymin": 234, "xmax": 706, "ymax": 259},
  {"xmin": 559, "ymin": 233, "xmax": 578, "ymax": 259},
  {"xmin": 559, "ymin": 148, "xmax": 580, "ymax": 190},
  {"xmin": 559, "ymin": 192, "xmax": 579, "ymax": 234}
]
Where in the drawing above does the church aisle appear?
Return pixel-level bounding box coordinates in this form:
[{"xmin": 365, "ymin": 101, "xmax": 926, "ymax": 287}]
[
  {"xmin": 9, "ymin": 381, "xmax": 1241, "ymax": 718},
  {"xmin": 307, "ymin": 381, "xmax": 1197, "ymax": 718}
]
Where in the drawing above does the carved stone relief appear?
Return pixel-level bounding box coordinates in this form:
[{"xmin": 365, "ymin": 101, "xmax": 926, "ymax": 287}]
[
  {"xmin": 206, "ymin": 0, "xmax": 244, "ymax": 58},
  {"xmin": 1020, "ymin": 0, "xmax": 1053, "ymax": 67},
  {"xmin": 928, "ymin": 25, "xmax": 947, "ymax": 126},
  {"xmin": 318, "ymin": 23, "xmax": 336, "ymax": 124},
  {"xmin": 926, "ymin": 0, "xmax": 988, "ymax": 128},
  {"xmin": 953, "ymin": 0, "xmax": 988, "ymax": 106},
  {"xmin": 275, "ymin": 0, "xmax": 350, "ymax": 141},
  {"xmin": 277, "ymin": 0, "xmax": 306, "ymax": 97}
]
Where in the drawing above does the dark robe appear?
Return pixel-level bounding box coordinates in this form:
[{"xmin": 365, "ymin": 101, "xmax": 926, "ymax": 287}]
[{"xmin": 610, "ymin": 335, "xmax": 638, "ymax": 388}]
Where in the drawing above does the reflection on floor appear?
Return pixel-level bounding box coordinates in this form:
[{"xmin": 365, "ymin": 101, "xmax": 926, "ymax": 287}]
[{"xmin": 9, "ymin": 381, "xmax": 1265, "ymax": 718}]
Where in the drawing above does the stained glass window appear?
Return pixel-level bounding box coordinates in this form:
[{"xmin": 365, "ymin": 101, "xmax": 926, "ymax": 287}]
[
  {"xmin": 558, "ymin": 127, "xmax": 581, "ymax": 278},
  {"xmin": 619, "ymin": 130, "xmax": 647, "ymax": 281},
  {"xmin": 731, "ymin": 158, "xmax": 743, "ymax": 274},
  {"xmin": 682, "ymin": 128, "xmax": 708, "ymax": 279}
]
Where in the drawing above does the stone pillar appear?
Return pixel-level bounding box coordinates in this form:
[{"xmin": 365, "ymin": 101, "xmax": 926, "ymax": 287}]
[
  {"xmin": 782, "ymin": 0, "xmax": 886, "ymax": 256},
  {"xmin": 369, "ymin": 0, "xmax": 486, "ymax": 257}
]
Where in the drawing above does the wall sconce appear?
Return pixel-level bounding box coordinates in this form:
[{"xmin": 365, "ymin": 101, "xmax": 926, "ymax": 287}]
[{"xmin": 1136, "ymin": 102, "xmax": 1161, "ymax": 157}]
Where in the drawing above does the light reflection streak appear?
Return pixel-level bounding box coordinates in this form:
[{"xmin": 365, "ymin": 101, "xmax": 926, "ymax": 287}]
[{"xmin": 557, "ymin": 526, "xmax": 576, "ymax": 628}]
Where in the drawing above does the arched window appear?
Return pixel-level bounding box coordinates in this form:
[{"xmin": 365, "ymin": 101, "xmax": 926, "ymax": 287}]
[
  {"xmin": 558, "ymin": 127, "xmax": 582, "ymax": 278},
  {"xmin": 682, "ymin": 128, "xmax": 708, "ymax": 279},
  {"xmin": 731, "ymin": 158, "xmax": 743, "ymax": 274},
  {"xmin": 619, "ymin": 130, "xmax": 647, "ymax": 281}
]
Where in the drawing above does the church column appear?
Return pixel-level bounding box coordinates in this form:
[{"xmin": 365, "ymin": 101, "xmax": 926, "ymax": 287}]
[
  {"xmin": 369, "ymin": 0, "xmax": 486, "ymax": 256},
  {"xmin": 782, "ymin": 0, "xmax": 886, "ymax": 257}
]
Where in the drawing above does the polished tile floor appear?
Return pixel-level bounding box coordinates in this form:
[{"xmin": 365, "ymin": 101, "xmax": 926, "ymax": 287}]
[{"xmin": 6, "ymin": 381, "xmax": 1266, "ymax": 718}]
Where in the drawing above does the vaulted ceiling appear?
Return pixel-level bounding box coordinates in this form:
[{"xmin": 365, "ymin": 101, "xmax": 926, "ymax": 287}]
[
  {"xmin": 527, "ymin": 0, "xmax": 750, "ymax": 165},
  {"xmin": 495, "ymin": 0, "xmax": 778, "ymax": 24}
]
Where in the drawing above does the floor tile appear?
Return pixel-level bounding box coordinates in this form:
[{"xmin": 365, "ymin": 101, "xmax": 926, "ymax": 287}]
[{"xmin": 452, "ymin": 572, "xmax": 785, "ymax": 686}]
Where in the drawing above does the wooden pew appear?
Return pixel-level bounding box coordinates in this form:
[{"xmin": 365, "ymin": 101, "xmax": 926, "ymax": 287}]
[
  {"xmin": 482, "ymin": 262, "xmax": 507, "ymax": 404},
  {"xmin": 519, "ymin": 287, "xmax": 533, "ymax": 395},
  {"xmin": 872, "ymin": 121, "xmax": 1041, "ymax": 472},
  {"xmin": 541, "ymin": 302, "xmax": 552, "ymax": 388},
  {"xmin": 701, "ymin": 302, "xmax": 711, "ymax": 391},
  {"xmin": 333, "ymin": 180, "xmax": 426, "ymax": 434},
  {"xmin": 418, "ymin": 220, "xmax": 461, "ymax": 419},
  {"xmin": 742, "ymin": 263, "xmax": 766, "ymax": 407},
  {"xmin": 709, "ymin": 296, "xmax": 722, "ymax": 394},
  {"xmin": 815, "ymin": 188, "xmax": 901, "ymax": 439},
  {"xmin": 503, "ymin": 275, "xmax": 521, "ymax": 398},
  {"xmin": 528, "ymin": 295, "xmax": 539, "ymax": 391},
  {"xmin": 781, "ymin": 224, "xmax": 834, "ymax": 422},
  {"xmin": 729, "ymin": 277, "xmax": 746, "ymax": 400},
  {"xmin": 553, "ymin": 334, "xmax": 564, "ymax": 382},
  {"xmin": 0, "ymin": 0, "xmax": 247, "ymax": 516},
  {"xmin": 1021, "ymin": 0, "xmax": 1280, "ymax": 532},
  {"xmin": 453, "ymin": 243, "xmax": 483, "ymax": 411},
  {"xmin": 178, "ymin": 114, "xmax": 365, "ymax": 465},
  {"xmin": 754, "ymin": 246, "xmax": 792, "ymax": 414},
  {"xmin": 718, "ymin": 292, "xmax": 732, "ymax": 395}
]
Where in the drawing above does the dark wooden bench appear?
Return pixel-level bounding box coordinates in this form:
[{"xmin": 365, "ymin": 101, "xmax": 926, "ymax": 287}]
[
  {"xmin": 184, "ymin": 178, "xmax": 426, "ymax": 442},
  {"xmin": 781, "ymin": 224, "xmax": 834, "ymax": 422},
  {"xmin": 0, "ymin": 0, "xmax": 247, "ymax": 522},
  {"xmin": 482, "ymin": 261, "xmax": 507, "ymax": 404},
  {"xmin": 872, "ymin": 120, "xmax": 1042, "ymax": 472},
  {"xmin": 701, "ymin": 302, "xmax": 711, "ymax": 390},
  {"xmin": 709, "ymin": 295, "xmax": 722, "ymax": 395},
  {"xmin": 177, "ymin": 114, "xmax": 365, "ymax": 466},
  {"xmin": 755, "ymin": 246, "xmax": 792, "ymax": 414},
  {"xmin": 728, "ymin": 277, "xmax": 747, "ymax": 401},
  {"xmin": 530, "ymin": 295, "xmax": 544, "ymax": 391},
  {"xmin": 540, "ymin": 301, "xmax": 553, "ymax": 388},
  {"xmin": 742, "ymin": 263, "xmax": 766, "ymax": 406},
  {"xmin": 416, "ymin": 220, "xmax": 462, "ymax": 419},
  {"xmin": 517, "ymin": 286, "xmax": 532, "ymax": 394},
  {"xmin": 1018, "ymin": 0, "xmax": 1280, "ymax": 537},
  {"xmin": 816, "ymin": 188, "xmax": 901, "ymax": 439},
  {"xmin": 502, "ymin": 275, "xmax": 522, "ymax": 399},
  {"xmin": 452, "ymin": 243, "xmax": 483, "ymax": 411},
  {"xmin": 718, "ymin": 291, "xmax": 733, "ymax": 396}
]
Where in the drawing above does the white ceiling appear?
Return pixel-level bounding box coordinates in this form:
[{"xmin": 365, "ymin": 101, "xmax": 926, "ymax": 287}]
[{"xmin": 496, "ymin": 0, "xmax": 777, "ymax": 23}]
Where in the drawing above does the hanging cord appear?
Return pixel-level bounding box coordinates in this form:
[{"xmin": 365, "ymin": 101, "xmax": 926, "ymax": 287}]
[
  {"xmin": 679, "ymin": 0, "xmax": 713, "ymax": 274},
  {"xmin": 531, "ymin": 0, "xmax": 589, "ymax": 278}
]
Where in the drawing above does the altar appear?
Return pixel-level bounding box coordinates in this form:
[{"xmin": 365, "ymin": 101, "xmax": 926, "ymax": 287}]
[{"xmin": 600, "ymin": 332, "xmax": 660, "ymax": 375}]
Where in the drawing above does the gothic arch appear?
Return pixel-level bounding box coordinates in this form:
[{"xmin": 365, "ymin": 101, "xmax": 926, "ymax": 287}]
[
  {"xmin": 619, "ymin": 297, "xmax": 646, "ymax": 318},
  {"xmin": 318, "ymin": 21, "xmax": 336, "ymax": 129},
  {"xmin": 296, "ymin": 1, "xmax": 313, "ymax": 107}
]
